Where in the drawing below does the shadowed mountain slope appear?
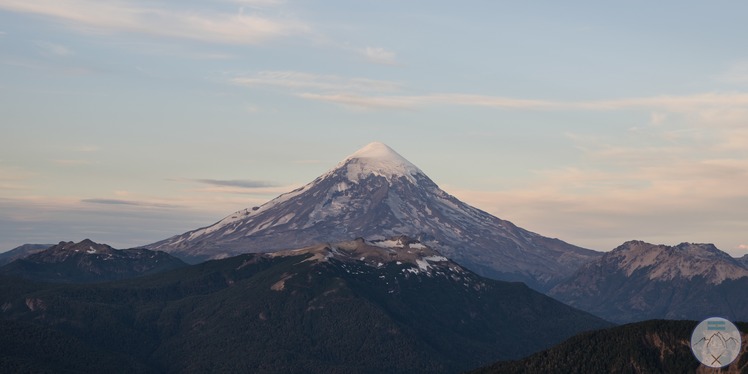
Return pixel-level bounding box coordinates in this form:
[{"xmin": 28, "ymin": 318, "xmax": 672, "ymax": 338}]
[
  {"xmin": 549, "ymin": 240, "xmax": 748, "ymax": 323},
  {"xmin": 0, "ymin": 237, "xmax": 610, "ymax": 373},
  {"xmin": 471, "ymin": 319, "xmax": 748, "ymax": 374},
  {"xmin": 0, "ymin": 239, "xmax": 186, "ymax": 283}
]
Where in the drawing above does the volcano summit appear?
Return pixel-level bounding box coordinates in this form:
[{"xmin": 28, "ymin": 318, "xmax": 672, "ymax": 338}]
[{"xmin": 151, "ymin": 142, "xmax": 600, "ymax": 290}]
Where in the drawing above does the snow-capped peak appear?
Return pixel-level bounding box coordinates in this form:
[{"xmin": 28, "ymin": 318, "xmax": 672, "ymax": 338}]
[{"xmin": 338, "ymin": 142, "xmax": 423, "ymax": 183}]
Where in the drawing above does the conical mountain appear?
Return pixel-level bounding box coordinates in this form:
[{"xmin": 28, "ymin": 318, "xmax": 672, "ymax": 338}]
[{"xmin": 151, "ymin": 142, "xmax": 600, "ymax": 290}]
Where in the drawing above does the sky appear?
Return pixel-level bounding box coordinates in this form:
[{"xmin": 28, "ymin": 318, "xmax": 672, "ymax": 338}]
[{"xmin": 1, "ymin": 1, "xmax": 748, "ymax": 256}]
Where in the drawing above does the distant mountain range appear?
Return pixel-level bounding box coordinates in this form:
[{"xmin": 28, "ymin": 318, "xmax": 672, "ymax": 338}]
[
  {"xmin": 471, "ymin": 319, "xmax": 748, "ymax": 373},
  {"xmin": 549, "ymin": 240, "xmax": 748, "ymax": 323},
  {"xmin": 0, "ymin": 239, "xmax": 186, "ymax": 283},
  {"xmin": 0, "ymin": 244, "xmax": 53, "ymax": 266},
  {"xmin": 151, "ymin": 142, "xmax": 600, "ymax": 291},
  {"xmin": 0, "ymin": 236, "xmax": 610, "ymax": 373}
]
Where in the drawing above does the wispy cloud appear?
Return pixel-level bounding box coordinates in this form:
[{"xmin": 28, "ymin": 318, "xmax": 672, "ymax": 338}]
[
  {"xmin": 35, "ymin": 41, "xmax": 73, "ymax": 57},
  {"xmin": 190, "ymin": 184, "xmax": 297, "ymax": 196},
  {"xmin": 717, "ymin": 61, "xmax": 748, "ymax": 85},
  {"xmin": 167, "ymin": 177, "xmax": 294, "ymax": 196},
  {"xmin": 0, "ymin": 163, "xmax": 34, "ymax": 192},
  {"xmin": 447, "ymin": 103, "xmax": 748, "ymax": 255},
  {"xmin": 225, "ymin": 0, "xmax": 286, "ymax": 7},
  {"xmin": 194, "ymin": 179, "xmax": 278, "ymax": 189},
  {"xmin": 361, "ymin": 46, "xmax": 397, "ymax": 65},
  {"xmin": 298, "ymin": 93, "xmax": 418, "ymax": 109},
  {"xmin": 52, "ymin": 159, "xmax": 94, "ymax": 166},
  {"xmin": 81, "ymin": 198, "xmax": 180, "ymax": 208},
  {"xmin": 232, "ymin": 69, "xmax": 748, "ymax": 113},
  {"xmin": 452, "ymin": 160, "xmax": 748, "ymax": 255},
  {"xmin": 0, "ymin": 0, "xmax": 307, "ymax": 45},
  {"xmin": 298, "ymin": 92, "xmax": 565, "ymax": 110},
  {"xmin": 71, "ymin": 145, "xmax": 100, "ymax": 153},
  {"xmin": 293, "ymin": 159, "xmax": 323, "ymax": 164},
  {"xmin": 297, "ymin": 91, "xmax": 748, "ymax": 111},
  {"xmin": 232, "ymin": 71, "xmax": 402, "ymax": 93}
]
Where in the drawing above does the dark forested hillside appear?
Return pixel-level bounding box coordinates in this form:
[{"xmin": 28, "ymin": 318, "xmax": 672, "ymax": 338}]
[
  {"xmin": 471, "ymin": 320, "xmax": 748, "ymax": 374},
  {"xmin": 0, "ymin": 243, "xmax": 611, "ymax": 373}
]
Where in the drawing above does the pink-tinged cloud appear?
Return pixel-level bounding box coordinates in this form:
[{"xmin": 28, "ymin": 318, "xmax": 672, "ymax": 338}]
[
  {"xmin": 298, "ymin": 91, "xmax": 748, "ymax": 112},
  {"xmin": 0, "ymin": 0, "xmax": 307, "ymax": 45},
  {"xmin": 233, "ymin": 71, "xmax": 401, "ymax": 93}
]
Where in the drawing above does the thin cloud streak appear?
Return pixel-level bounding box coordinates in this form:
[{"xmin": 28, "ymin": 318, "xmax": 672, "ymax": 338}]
[
  {"xmin": 167, "ymin": 177, "xmax": 300, "ymax": 197},
  {"xmin": 298, "ymin": 93, "xmax": 419, "ymax": 109},
  {"xmin": 0, "ymin": 0, "xmax": 307, "ymax": 45},
  {"xmin": 229, "ymin": 68, "xmax": 748, "ymax": 113},
  {"xmin": 71, "ymin": 145, "xmax": 100, "ymax": 153},
  {"xmin": 192, "ymin": 185, "xmax": 300, "ymax": 196},
  {"xmin": 717, "ymin": 61, "xmax": 748, "ymax": 84},
  {"xmin": 361, "ymin": 47, "xmax": 397, "ymax": 65},
  {"xmin": 81, "ymin": 198, "xmax": 180, "ymax": 208},
  {"xmin": 35, "ymin": 41, "xmax": 73, "ymax": 57},
  {"xmin": 0, "ymin": 164, "xmax": 34, "ymax": 192},
  {"xmin": 298, "ymin": 91, "xmax": 748, "ymax": 111},
  {"xmin": 223, "ymin": 0, "xmax": 286, "ymax": 5},
  {"xmin": 232, "ymin": 71, "xmax": 402, "ymax": 93},
  {"xmin": 52, "ymin": 159, "xmax": 94, "ymax": 166},
  {"xmin": 194, "ymin": 178, "xmax": 279, "ymax": 189}
]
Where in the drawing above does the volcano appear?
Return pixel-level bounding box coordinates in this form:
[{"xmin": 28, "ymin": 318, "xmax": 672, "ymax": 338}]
[{"xmin": 151, "ymin": 142, "xmax": 600, "ymax": 290}]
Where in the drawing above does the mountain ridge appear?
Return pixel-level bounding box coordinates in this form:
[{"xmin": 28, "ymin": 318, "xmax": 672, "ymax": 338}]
[
  {"xmin": 549, "ymin": 240, "xmax": 748, "ymax": 323},
  {"xmin": 0, "ymin": 236, "xmax": 612, "ymax": 373},
  {"xmin": 0, "ymin": 239, "xmax": 187, "ymax": 283}
]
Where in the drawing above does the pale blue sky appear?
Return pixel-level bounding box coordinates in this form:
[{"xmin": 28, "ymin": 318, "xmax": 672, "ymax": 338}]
[{"xmin": 2, "ymin": 1, "xmax": 748, "ymax": 256}]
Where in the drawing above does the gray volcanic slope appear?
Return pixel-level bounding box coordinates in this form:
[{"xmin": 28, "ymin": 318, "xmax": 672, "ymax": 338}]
[{"xmin": 150, "ymin": 142, "xmax": 600, "ymax": 290}]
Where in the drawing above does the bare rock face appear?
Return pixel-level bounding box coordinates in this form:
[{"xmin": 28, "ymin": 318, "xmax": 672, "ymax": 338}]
[
  {"xmin": 549, "ymin": 240, "xmax": 748, "ymax": 323},
  {"xmin": 151, "ymin": 142, "xmax": 600, "ymax": 291}
]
